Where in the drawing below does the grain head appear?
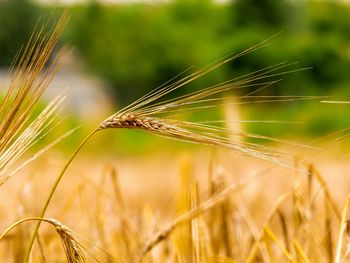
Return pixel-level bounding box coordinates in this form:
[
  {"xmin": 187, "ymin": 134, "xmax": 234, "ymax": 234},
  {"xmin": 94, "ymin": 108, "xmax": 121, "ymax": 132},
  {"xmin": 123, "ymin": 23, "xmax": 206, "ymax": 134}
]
[
  {"xmin": 98, "ymin": 37, "xmax": 317, "ymax": 168},
  {"xmin": 0, "ymin": 11, "xmax": 70, "ymax": 185}
]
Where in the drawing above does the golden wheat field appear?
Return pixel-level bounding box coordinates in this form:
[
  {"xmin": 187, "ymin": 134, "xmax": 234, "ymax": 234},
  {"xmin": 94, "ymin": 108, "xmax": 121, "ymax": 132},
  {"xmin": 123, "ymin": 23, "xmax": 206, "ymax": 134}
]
[{"xmin": 2, "ymin": 10, "xmax": 350, "ymax": 263}]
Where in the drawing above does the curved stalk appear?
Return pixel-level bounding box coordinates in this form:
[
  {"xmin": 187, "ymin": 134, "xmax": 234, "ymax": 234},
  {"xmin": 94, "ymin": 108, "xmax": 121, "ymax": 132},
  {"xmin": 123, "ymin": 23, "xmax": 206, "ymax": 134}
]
[
  {"xmin": 0, "ymin": 217, "xmax": 47, "ymax": 241},
  {"xmin": 24, "ymin": 129, "xmax": 98, "ymax": 263}
]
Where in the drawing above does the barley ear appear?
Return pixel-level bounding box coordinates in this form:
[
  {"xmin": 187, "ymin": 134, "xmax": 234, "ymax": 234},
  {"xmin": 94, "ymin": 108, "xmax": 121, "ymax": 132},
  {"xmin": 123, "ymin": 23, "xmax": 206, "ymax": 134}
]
[
  {"xmin": 48, "ymin": 219, "xmax": 87, "ymax": 263},
  {"xmin": 0, "ymin": 10, "xmax": 70, "ymax": 186},
  {"xmin": 0, "ymin": 217, "xmax": 86, "ymax": 263}
]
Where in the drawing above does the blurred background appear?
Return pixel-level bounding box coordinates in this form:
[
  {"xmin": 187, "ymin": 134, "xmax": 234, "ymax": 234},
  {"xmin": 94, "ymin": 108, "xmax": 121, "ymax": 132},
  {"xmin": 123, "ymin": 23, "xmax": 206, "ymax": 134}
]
[
  {"xmin": 1, "ymin": 0, "xmax": 350, "ymax": 153},
  {"xmin": 2, "ymin": 2, "xmax": 350, "ymax": 262}
]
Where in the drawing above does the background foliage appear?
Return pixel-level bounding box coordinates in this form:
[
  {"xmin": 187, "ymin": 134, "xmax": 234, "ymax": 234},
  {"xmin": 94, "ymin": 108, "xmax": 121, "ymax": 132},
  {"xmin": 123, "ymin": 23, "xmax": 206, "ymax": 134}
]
[
  {"xmin": 1, "ymin": 0, "xmax": 350, "ymax": 140},
  {"xmin": 65, "ymin": 0, "xmax": 350, "ymax": 101}
]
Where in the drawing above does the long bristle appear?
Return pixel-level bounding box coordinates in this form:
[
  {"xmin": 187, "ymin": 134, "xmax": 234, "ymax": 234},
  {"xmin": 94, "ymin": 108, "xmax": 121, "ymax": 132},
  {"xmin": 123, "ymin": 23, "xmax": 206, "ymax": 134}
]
[
  {"xmin": 98, "ymin": 41, "xmax": 316, "ymax": 168},
  {"xmin": 48, "ymin": 219, "xmax": 87, "ymax": 263},
  {"xmin": 0, "ymin": 11, "xmax": 70, "ymax": 185}
]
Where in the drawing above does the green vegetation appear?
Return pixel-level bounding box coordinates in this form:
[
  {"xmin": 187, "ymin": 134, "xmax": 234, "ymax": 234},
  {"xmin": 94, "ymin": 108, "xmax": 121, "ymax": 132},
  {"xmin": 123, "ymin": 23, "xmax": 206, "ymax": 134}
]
[
  {"xmin": 1, "ymin": 0, "xmax": 350, "ymax": 141},
  {"xmin": 66, "ymin": 0, "xmax": 350, "ymax": 100},
  {"xmin": 66, "ymin": 0, "xmax": 350, "ymax": 139},
  {"xmin": 0, "ymin": 0, "xmax": 42, "ymax": 66}
]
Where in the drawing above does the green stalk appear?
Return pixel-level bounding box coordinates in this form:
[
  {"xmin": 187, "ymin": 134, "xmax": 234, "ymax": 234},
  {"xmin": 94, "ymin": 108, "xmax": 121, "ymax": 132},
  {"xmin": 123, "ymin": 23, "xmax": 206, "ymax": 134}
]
[{"xmin": 24, "ymin": 129, "xmax": 98, "ymax": 263}]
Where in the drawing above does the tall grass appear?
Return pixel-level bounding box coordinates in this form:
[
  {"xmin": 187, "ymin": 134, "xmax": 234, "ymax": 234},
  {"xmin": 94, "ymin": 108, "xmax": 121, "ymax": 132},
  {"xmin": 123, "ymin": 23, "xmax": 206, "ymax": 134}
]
[
  {"xmin": 0, "ymin": 11, "xmax": 71, "ymax": 186},
  {"xmin": 21, "ymin": 16, "xmax": 315, "ymax": 261},
  {"xmin": 1, "ymin": 10, "xmax": 350, "ymax": 263}
]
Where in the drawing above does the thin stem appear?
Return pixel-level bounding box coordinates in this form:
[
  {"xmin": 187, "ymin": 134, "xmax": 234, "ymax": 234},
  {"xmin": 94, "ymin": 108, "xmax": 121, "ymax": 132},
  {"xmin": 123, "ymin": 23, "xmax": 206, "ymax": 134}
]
[
  {"xmin": 24, "ymin": 128, "xmax": 98, "ymax": 263},
  {"xmin": 0, "ymin": 217, "xmax": 48, "ymax": 241}
]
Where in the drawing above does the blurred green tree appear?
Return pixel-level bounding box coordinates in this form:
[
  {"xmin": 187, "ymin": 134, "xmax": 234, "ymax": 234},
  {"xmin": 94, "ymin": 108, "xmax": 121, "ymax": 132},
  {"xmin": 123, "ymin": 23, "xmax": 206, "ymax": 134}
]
[
  {"xmin": 231, "ymin": 0, "xmax": 293, "ymax": 28},
  {"xmin": 0, "ymin": 0, "xmax": 41, "ymax": 66},
  {"xmin": 67, "ymin": 0, "xmax": 350, "ymax": 109},
  {"xmin": 69, "ymin": 0, "xmax": 228, "ymax": 105}
]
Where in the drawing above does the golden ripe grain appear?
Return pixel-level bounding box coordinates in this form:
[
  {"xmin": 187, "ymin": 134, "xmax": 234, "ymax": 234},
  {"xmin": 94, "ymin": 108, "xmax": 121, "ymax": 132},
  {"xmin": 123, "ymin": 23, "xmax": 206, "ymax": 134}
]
[
  {"xmin": 0, "ymin": 11, "xmax": 72, "ymax": 186},
  {"xmin": 0, "ymin": 217, "xmax": 86, "ymax": 263},
  {"xmin": 4, "ymin": 9, "xmax": 349, "ymax": 263}
]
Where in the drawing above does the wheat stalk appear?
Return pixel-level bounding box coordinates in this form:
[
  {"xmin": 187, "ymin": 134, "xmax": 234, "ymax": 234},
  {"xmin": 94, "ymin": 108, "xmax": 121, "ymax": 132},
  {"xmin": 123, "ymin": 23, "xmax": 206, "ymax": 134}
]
[
  {"xmin": 0, "ymin": 10, "xmax": 76, "ymax": 261},
  {"xmin": 0, "ymin": 94, "xmax": 71, "ymax": 185},
  {"xmin": 0, "ymin": 11, "xmax": 70, "ymax": 186},
  {"xmin": 335, "ymin": 195, "xmax": 350, "ymax": 263},
  {"xmin": 139, "ymin": 173, "xmax": 259, "ymax": 260},
  {"xmin": 98, "ymin": 43, "xmax": 316, "ymax": 166},
  {"xmin": 49, "ymin": 219, "xmax": 87, "ymax": 263},
  {"xmin": 27, "ymin": 26, "xmax": 316, "ymax": 259},
  {"xmin": 0, "ymin": 217, "xmax": 86, "ymax": 263}
]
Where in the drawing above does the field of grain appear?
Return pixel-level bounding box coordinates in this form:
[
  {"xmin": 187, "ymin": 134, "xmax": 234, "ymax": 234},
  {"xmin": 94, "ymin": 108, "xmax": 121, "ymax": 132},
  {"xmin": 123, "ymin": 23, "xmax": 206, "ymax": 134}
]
[
  {"xmin": 1, "ymin": 8, "xmax": 350, "ymax": 263},
  {"xmin": 2, "ymin": 147, "xmax": 350, "ymax": 262}
]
